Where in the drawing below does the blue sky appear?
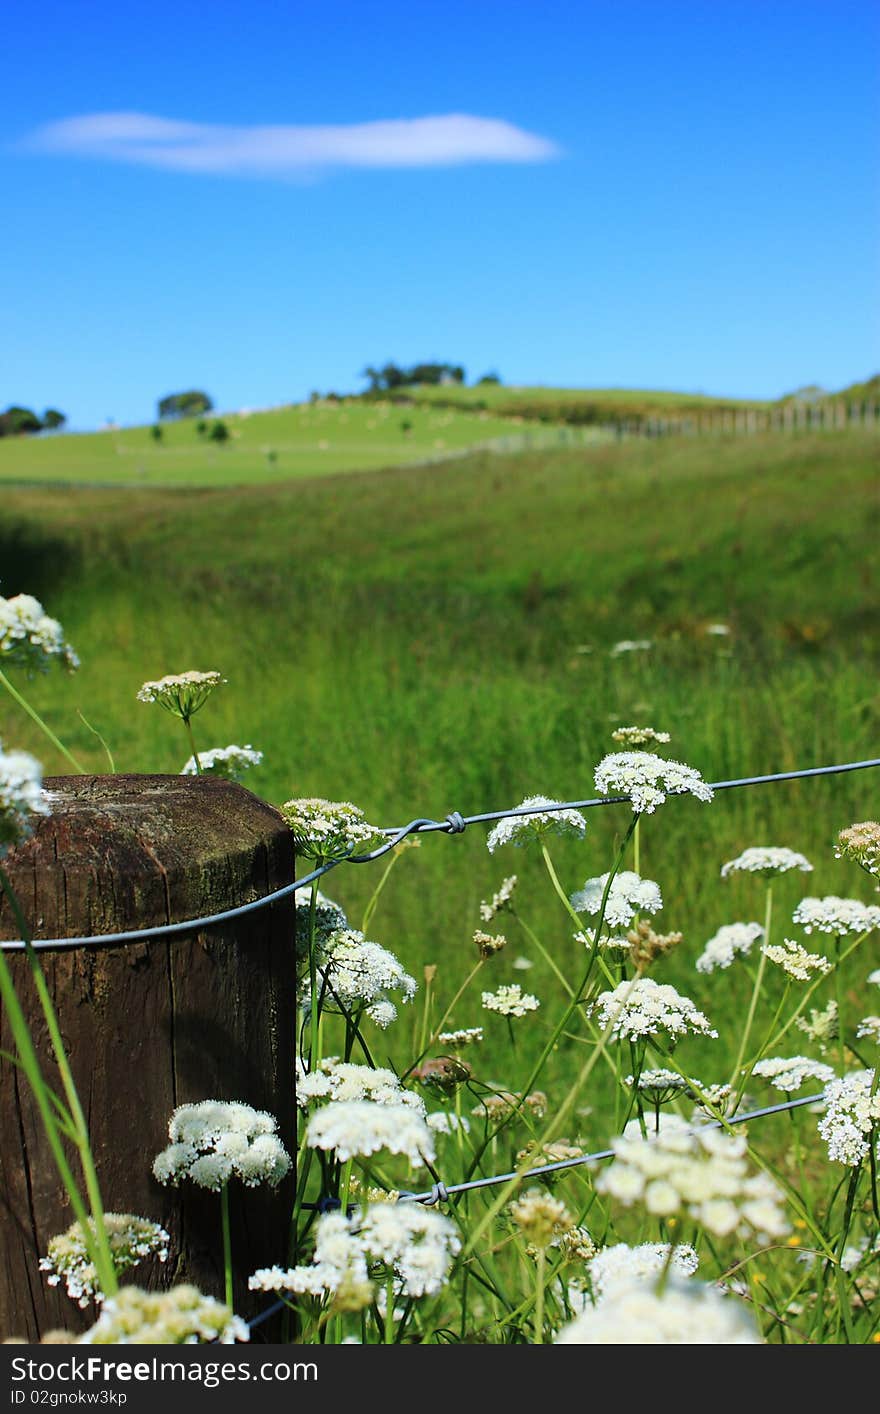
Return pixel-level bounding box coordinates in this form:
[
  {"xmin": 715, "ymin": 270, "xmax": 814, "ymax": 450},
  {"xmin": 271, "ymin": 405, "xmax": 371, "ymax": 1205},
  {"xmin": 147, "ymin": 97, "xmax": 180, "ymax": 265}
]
[{"xmin": 3, "ymin": 0, "xmax": 878, "ymax": 429}]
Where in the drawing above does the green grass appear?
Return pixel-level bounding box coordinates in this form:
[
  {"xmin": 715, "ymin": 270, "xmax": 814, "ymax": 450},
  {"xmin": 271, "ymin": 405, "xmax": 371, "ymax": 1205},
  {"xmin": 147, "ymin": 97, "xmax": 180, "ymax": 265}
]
[
  {"xmin": 1, "ymin": 429, "xmax": 878, "ymax": 1100},
  {"xmin": 0, "ymin": 396, "xmax": 573, "ymax": 488}
]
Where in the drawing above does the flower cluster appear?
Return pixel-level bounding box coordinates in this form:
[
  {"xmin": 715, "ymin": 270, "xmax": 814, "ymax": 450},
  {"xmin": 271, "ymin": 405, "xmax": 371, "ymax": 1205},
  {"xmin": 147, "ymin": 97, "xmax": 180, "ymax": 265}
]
[
  {"xmin": 308, "ymin": 928, "xmax": 417, "ymax": 1028},
  {"xmin": 473, "ymin": 929, "xmax": 507, "ymax": 958},
  {"xmin": 0, "ymin": 742, "xmax": 48, "ymax": 856},
  {"xmin": 305, "ymin": 1100, "xmax": 435, "ymax": 1166},
  {"xmin": 695, "ymin": 920, "xmax": 764, "ymax": 973},
  {"xmin": 609, "ymin": 639, "xmax": 652, "ymax": 656},
  {"xmin": 486, "ymin": 796, "xmax": 587, "ymax": 852},
  {"xmin": 280, "ymin": 797, "xmax": 379, "ymax": 860},
  {"xmin": 79, "ymin": 1285, "xmax": 248, "ymax": 1344},
  {"xmin": 594, "ymin": 752, "xmax": 713, "ymax": 814},
  {"xmin": 295, "ymin": 1057, "xmax": 424, "ymax": 1114},
  {"xmin": 720, "ymin": 847, "xmax": 812, "ymax": 878},
  {"xmin": 570, "ymin": 870, "xmax": 663, "ymax": 929},
  {"xmin": 625, "ymin": 1070, "xmax": 731, "ymax": 1110},
  {"xmin": 39, "ymin": 1215, "xmax": 170, "ymax": 1308},
  {"xmin": 556, "ymin": 1277, "xmax": 762, "ymax": 1344},
  {"xmin": 586, "ymin": 1241, "xmax": 699, "ymax": 1299},
  {"xmin": 751, "ymin": 1056, "xmax": 835, "ymax": 1093},
  {"xmin": 472, "ymin": 1090, "xmax": 548, "ymax": 1122},
  {"xmin": 136, "ymin": 671, "xmax": 225, "ymax": 720},
  {"xmin": 835, "ymin": 822, "xmax": 880, "ymax": 880},
  {"xmin": 597, "ymin": 1114, "xmax": 790, "ymax": 1241},
  {"xmin": 610, "ymin": 725, "xmax": 671, "ymax": 748},
  {"xmin": 479, "ymin": 875, "xmax": 518, "ymax": 921},
  {"xmin": 856, "ymin": 1016, "xmax": 880, "ymax": 1044},
  {"xmin": 481, "ymin": 984, "xmax": 540, "ymax": 1017},
  {"xmin": 0, "ymin": 593, "xmax": 79, "ymax": 673},
  {"xmin": 250, "ymin": 1213, "xmax": 368, "ymax": 1300},
  {"xmin": 152, "ymin": 1101, "xmax": 291, "ymax": 1191},
  {"xmin": 590, "ymin": 978, "xmax": 717, "ymax": 1042},
  {"xmin": 508, "ymin": 1189, "xmax": 573, "ymax": 1248},
  {"xmin": 625, "ymin": 921, "xmax": 683, "ymax": 972},
  {"xmin": 180, "ymin": 744, "xmax": 262, "ymax": 780},
  {"xmin": 796, "ymin": 1000, "xmax": 838, "ymax": 1051},
  {"xmin": 817, "ymin": 1070, "xmax": 880, "ymax": 1165},
  {"xmin": 437, "ymin": 1027, "xmax": 483, "ymax": 1048},
  {"xmin": 761, "ymin": 937, "xmax": 832, "ymax": 981},
  {"xmin": 791, "ymin": 896, "xmax": 880, "ymax": 937}
]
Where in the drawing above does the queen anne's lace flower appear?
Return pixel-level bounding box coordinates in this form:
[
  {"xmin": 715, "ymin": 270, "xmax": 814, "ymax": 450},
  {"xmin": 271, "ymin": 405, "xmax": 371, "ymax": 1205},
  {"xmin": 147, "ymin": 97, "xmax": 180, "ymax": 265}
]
[
  {"xmin": 590, "ymin": 978, "xmax": 717, "ymax": 1042},
  {"xmin": 587, "ymin": 1242, "xmax": 699, "ymax": 1299},
  {"xmin": 153, "ymin": 1101, "xmax": 290, "ymax": 1191},
  {"xmin": 136, "ymin": 671, "xmax": 225, "ymax": 719},
  {"xmin": 307, "ymin": 928, "xmax": 417, "ymax": 1028},
  {"xmin": 479, "ymin": 875, "xmax": 518, "ymax": 921},
  {"xmin": 835, "ymin": 823, "xmax": 880, "ymax": 879},
  {"xmin": 281, "ymin": 798, "xmax": 379, "ymax": 860},
  {"xmin": 762, "ymin": 938, "xmax": 832, "ymax": 981},
  {"xmin": 796, "ymin": 1000, "xmax": 838, "ymax": 1051},
  {"xmin": 856, "ymin": 1017, "xmax": 880, "ymax": 1044},
  {"xmin": 0, "ymin": 593, "xmax": 79, "ymax": 673},
  {"xmin": 486, "ymin": 797, "xmax": 586, "ymax": 852},
  {"xmin": 181, "ymin": 744, "xmax": 262, "ymax": 780},
  {"xmin": 594, "ymin": 752, "xmax": 713, "ymax": 814},
  {"xmin": 570, "ymin": 870, "xmax": 663, "ymax": 929},
  {"xmin": 721, "ymin": 847, "xmax": 812, "ymax": 878},
  {"xmin": 0, "ymin": 743, "xmax": 48, "ymax": 856},
  {"xmin": 39, "ymin": 1216, "xmax": 170, "ymax": 1308},
  {"xmin": 249, "ymin": 1212, "xmax": 370, "ymax": 1300},
  {"xmin": 817, "ymin": 1071, "xmax": 880, "ymax": 1165},
  {"xmin": 556, "ymin": 1277, "xmax": 762, "ymax": 1344},
  {"xmin": 751, "ymin": 1056, "xmax": 835, "ymax": 1092},
  {"xmin": 305, "ymin": 1101, "xmax": 435, "ymax": 1166},
  {"xmin": 437, "ymin": 1027, "xmax": 483, "ymax": 1047},
  {"xmin": 624, "ymin": 1070, "xmax": 731, "ymax": 1110},
  {"xmin": 79, "ymin": 1285, "xmax": 248, "ymax": 1344},
  {"xmin": 508, "ymin": 1189, "xmax": 573, "ymax": 1248},
  {"xmin": 792, "ymin": 896, "xmax": 880, "ymax": 936},
  {"xmin": 597, "ymin": 1114, "xmax": 789, "ymax": 1241},
  {"xmin": 295, "ymin": 1057, "xmax": 425, "ymax": 1113},
  {"xmin": 481, "ymin": 983, "xmax": 540, "ymax": 1017},
  {"xmin": 426, "ymin": 1111, "xmax": 470, "ymax": 1136},
  {"xmin": 359, "ymin": 1204, "xmax": 460, "ymax": 1297},
  {"xmin": 695, "ymin": 922, "xmax": 764, "ymax": 973},
  {"xmin": 610, "ymin": 639, "xmax": 652, "ymax": 656},
  {"xmin": 870, "ymin": 971, "xmax": 880, "ymax": 987},
  {"xmin": 610, "ymin": 726, "xmax": 671, "ymax": 748}
]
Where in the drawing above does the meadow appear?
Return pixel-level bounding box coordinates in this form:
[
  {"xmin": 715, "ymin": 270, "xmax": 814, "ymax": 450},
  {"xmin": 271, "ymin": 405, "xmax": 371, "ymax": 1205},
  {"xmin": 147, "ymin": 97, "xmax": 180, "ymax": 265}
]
[{"xmin": 1, "ymin": 421, "xmax": 879, "ymax": 1342}]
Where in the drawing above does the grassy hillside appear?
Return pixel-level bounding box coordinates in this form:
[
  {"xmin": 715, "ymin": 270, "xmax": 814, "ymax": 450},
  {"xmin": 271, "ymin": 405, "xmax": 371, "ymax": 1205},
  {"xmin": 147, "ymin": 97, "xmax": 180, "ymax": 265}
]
[
  {"xmin": 385, "ymin": 381, "xmax": 772, "ymax": 423},
  {"xmin": 1, "ymin": 430, "xmax": 878, "ymax": 1092}
]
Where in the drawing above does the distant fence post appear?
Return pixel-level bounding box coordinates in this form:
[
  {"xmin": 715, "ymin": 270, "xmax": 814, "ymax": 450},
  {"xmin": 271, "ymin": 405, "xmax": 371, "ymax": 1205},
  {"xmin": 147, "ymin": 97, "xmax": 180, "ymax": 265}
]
[{"xmin": 0, "ymin": 774, "xmax": 295, "ymax": 1341}]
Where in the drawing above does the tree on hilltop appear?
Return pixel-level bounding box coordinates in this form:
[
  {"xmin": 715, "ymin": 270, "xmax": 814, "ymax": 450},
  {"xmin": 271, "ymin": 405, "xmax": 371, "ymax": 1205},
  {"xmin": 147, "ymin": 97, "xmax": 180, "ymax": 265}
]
[{"xmin": 157, "ymin": 390, "xmax": 214, "ymax": 420}]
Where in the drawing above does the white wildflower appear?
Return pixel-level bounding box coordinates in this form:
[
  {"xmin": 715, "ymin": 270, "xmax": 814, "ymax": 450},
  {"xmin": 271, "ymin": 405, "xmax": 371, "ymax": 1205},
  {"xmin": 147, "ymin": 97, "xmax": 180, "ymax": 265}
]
[
  {"xmin": 695, "ymin": 922, "xmax": 764, "ymax": 973},
  {"xmin": 856, "ymin": 1017, "xmax": 880, "ymax": 1044},
  {"xmin": 508, "ymin": 1189, "xmax": 573, "ymax": 1248},
  {"xmin": 479, "ymin": 875, "xmax": 518, "ymax": 921},
  {"xmin": 152, "ymin": 1101, "xmax": 290, "ymax": 1191},
  {"xmin": 625, "ymin": 1070, "xmax": 730, "ymax": 1110},
  {"xmin": 305, "ymin": 1101, "xmax": 435, "ymax": 1166},
  {"xmin": 721, "ymin": 847, "xmax": 813, "ymax": 878},
  {"xmin": 310, "ymin": 928, "xmax": 417, "ymax": 1028},
  {"xmin": 796, "ymin": 1000, "xmax": 838, "ymax": 1051},
  {"xmin": 485, "ymin": 796, "xmax": 586, "ymax": 852},
  {"xmin": 437, "ymin": 1027, "xmax": 483, "ymax": 1047},
  {"xmin": 481, "ymin": 984, "xmax": 540, "ymax": 1018},
  {"xmin": 818, "ymin": 1071, "xmax": 880, "ymax": 1165},
  {"xmin": 296, "ymin": 1058, "xmax": 424, "ymax": 1113},
  {"xmin": 705, "ymin": 623, "xmax": 731, "ymax": 636},
  {"xmin": 594, "ymin": 752, "xmax": 713, "ymax": 814},
  {"xmin": 426, "ymin": 1111, "xmax": 470, "ymax": 1136},
  {"xmin": 136, "ymin": 670, "xmax": 224, "ymax": 719},
  {"xmin": 590, "ymin": 978, "xmax": 717, "ymax": 1042},
  {"xmin": 39, "ymin": 1216, "xmax": 169, "ymax": 1309},
  {"xmin": 0, "ymin": 743, "xmax": 49, "ymax": 856},
  {"xmin": 792, "ymin": 896, "xmax": 880, "ymax": 936},
  {"xmin": 610, "ymin": 726, "xmax": 671, "ymax": 748},
  {"xmin": 359, "ymin": 1203, "xmax": 460, "ymax": 1297},
  {"xmin": 597, "ymin": 1114, "xmax": 789, "ymax": 1241},
  {"xmin": 609, "ymin": 639, "xmax": 653, "ymax": 656},
  {"xmin": 80, "ymin": 1286, "xmax": 248, "ymax": 1344},
  {"xmin": 249, "ymin": 1213, "xmax": 370, "ymax": 1300},
  {"xmin": 280, "ymin": 797, "xmax": 379, "ymax": 860},
  {"xmin": 751, "ymin": 1057, "xmax": 835, "ymax": 1092},
  {"xmin": 587, "ymin": 1242, "xmax": 699, "ymax": 1299},
  {"xmin": 570, "ymin": 870, "xmax": 662, "ymax": 929},
  {"xmin": 0, "ymin": 593, "xmax": 79, "ymax": 673},
  {"xmin": 870, "ymin": 970, "xmax": 880, "ymax": 986},
  {"xmin": 181, "ymin": 744, "xmax": 262, "ymax": 780},
  {"xmin": 835, "ymin": 823, "xmax": 880, "ymax": 879},
  {"xmin": 557, "ymin": 1276, "xmax": 762, "ymax": 1343},
  {"xmin": 762, "ymin": 938, "xmax": 832, "ymax": 981}
]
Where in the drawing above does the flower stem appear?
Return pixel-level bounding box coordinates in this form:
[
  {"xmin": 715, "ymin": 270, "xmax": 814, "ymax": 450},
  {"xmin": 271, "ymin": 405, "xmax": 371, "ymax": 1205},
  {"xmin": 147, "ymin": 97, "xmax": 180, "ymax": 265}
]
[
  {"xmin": 534, "ymin": 1249, "xmax": 546, "ymax": 1344},
  {"xmin": 183, "ymin": 716, "xmax": 201, "ymax": 774},
  {"xmin": 220, "ymin": 1182, "xmax": 233, "ymax": 1309},
  {"xmin": 729, "ymin": 883, "xmax": 772, "ymax": 1099},
  {"xmin": 0, "ymin": 667, "xmax": 86, "ymax": 773}
]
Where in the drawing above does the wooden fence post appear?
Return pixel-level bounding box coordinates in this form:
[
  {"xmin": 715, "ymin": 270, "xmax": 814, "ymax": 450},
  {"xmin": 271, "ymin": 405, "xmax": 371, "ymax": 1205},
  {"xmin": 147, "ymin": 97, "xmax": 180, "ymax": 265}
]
[{"xmin": 0, "ymin": 774, "xmax": 295, "ymax": 1341}]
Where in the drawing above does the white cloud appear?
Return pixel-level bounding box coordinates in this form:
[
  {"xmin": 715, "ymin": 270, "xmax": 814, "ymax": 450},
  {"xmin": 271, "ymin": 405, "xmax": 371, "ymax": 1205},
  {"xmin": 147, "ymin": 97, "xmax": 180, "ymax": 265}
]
[{"xmin": 23, "ymin": 110, "xmax": 561, "ymax": 176}]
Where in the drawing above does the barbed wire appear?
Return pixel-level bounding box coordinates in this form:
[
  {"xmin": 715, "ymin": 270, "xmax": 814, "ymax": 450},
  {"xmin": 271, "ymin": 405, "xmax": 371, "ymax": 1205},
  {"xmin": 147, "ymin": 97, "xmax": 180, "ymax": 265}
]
[
  {"xmin": 3, "ymin": 755, "xmax": 878, "ymax": 951},
  {"xmin": 251, "ymin": 1089, "xmax": 827, "ymax": 1333}
]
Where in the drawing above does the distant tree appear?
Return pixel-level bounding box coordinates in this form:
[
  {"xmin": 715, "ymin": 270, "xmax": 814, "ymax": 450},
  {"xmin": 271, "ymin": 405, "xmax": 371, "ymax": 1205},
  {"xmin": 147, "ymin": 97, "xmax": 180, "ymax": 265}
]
[
  {"xmin": 361, "ymin": 361, "xmax": 467, "ymax": 393},
  {"xmin": 208, "ymin": 419, "xmax": 229, "ymax": 443},
  {"xmin": 157, "ymin": 390, "xmax": 213, "ymax": 420},
  {"xmin": 150, "ymin": 423, "xmax": 163, "ymax": 442},
  {"xmin": 400, "ymin": 419, "xmax": 413, "ymax": 435},
  {"xmin": 42, "ymin": 408, "xmax": 67, "ymax": 430},
  {"xmin": 477, "ymin": 371, "xmax": 502, "ymax": 385},
  {"xmin": 0, "ymin": 405, "xmax": 43, "ymax": 436},
  {"xmin": 195, "ymin": 419, "xmax": 208, "ymax": 437}
]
